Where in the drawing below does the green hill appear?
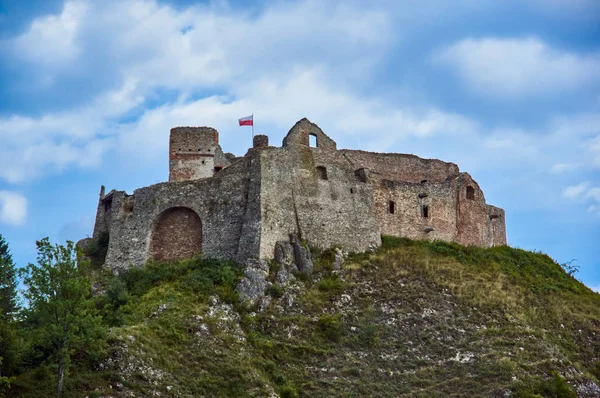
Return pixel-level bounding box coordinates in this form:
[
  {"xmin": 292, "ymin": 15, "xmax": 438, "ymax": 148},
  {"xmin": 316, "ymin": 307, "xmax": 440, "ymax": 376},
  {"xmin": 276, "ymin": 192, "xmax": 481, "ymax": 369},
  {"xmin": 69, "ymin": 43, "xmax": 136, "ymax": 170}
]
[{"xmin": 8, "ymin": 237, "xmax": 600, "ymax": 397}]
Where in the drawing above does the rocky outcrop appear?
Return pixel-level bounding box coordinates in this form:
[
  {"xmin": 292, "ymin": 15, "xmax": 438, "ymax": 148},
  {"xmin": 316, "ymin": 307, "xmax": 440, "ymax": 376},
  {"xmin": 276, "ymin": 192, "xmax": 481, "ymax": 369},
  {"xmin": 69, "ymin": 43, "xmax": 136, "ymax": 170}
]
[{"xmin": 236, "ymin": 259, "xmax": 270, "ymax": 306}]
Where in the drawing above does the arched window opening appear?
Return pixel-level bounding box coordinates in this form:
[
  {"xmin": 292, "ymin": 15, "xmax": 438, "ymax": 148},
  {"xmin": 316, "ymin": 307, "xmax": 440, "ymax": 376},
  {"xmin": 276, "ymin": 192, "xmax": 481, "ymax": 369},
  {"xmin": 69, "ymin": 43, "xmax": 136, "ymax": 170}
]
[
  {"xmin": 316, "ymin": 166, "xmax": 328, "ymax": 180},
  {"xmin": 388, "ymin": 200, "xmax": 395, "ymax": 214},
  {"xmin": 466, "ymin": 186, "xmax": 475, "ymax": 200},
  {"xmin": 421, "ymin": 205, "xmax": 429, "ymax": 218},
  {"xmin": 309, "ymin": 133, "xmax": 318, "ymax": 148}
]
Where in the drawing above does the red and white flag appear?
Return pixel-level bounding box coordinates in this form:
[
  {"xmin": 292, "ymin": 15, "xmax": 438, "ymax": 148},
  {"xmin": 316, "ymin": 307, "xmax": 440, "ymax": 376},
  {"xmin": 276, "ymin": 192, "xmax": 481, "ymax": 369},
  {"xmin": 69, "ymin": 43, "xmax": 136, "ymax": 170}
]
[{"xmin": 238, "ymin": 115, "xmax": 253, "ymax": 126}]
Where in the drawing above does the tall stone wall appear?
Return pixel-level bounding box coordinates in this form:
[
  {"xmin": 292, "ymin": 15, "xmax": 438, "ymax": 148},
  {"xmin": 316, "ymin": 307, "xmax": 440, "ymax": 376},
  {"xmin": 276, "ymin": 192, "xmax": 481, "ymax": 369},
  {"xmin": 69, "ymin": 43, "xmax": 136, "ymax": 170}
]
[
  {"xmin": 375, "ymin": 179, "xmax": 458, "ymax": 242},
  {"xmin": 257, "ymin": 119, "xmax": 381, "ymax": 259},
  {"xmin": 455, "ymin": 173, "xmax": 493, "ymax": 246},
  {"xmin": 103, "ymin": 158, "xmax": 259, "ymax": 270}
]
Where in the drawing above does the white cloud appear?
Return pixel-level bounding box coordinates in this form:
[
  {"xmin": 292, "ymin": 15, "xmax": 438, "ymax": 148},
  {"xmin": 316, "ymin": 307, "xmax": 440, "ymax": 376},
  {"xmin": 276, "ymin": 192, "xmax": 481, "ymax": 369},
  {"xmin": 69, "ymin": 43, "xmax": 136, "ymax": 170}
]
[
  {"xmin": 436, "ymin": 37, "xmax": 600, "ymax": 97},
  {"xmin": 12, "ymin": 0, "xmax": 86, "ymax": 75},
  {"xmin": 551, "ymin": 163, "xmax": 579, "ymax": 174},
  {"xmin": 563, "ymin": 182, "xmax": 600, "ymax": 216},
  {"xmin": 0, "ymin": 191, "xmax": 28, "ymax": 226},
  {"xmin": 563, "ymin": 182, "xmax": 590, "ymax": 199},
  {"xmin": 2, "ymin": 0, "xmax": 474, "ymax": 181}
]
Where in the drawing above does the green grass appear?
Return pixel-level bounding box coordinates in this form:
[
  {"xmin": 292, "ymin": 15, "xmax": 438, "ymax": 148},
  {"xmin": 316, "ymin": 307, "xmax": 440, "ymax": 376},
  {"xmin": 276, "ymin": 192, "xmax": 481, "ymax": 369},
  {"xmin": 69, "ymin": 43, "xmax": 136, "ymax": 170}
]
[{"xmin": 7, "ymin": 237, "xmax": 600, "ymax": 397}]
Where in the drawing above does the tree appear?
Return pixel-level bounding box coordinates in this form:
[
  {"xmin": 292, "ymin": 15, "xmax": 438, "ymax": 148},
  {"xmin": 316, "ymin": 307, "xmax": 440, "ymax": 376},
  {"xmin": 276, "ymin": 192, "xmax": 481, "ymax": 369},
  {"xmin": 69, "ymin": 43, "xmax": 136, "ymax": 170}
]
[
  {"xmin": 0, "ymin": 234, "xmax": 19, "ymax": 378},
  {"xmin": 0, "ymin": 234, "xmax": 18, "ymax": 319},
  {"xmin": 20, "ymin": 238, "xmax": 106, "ymax": 397}
]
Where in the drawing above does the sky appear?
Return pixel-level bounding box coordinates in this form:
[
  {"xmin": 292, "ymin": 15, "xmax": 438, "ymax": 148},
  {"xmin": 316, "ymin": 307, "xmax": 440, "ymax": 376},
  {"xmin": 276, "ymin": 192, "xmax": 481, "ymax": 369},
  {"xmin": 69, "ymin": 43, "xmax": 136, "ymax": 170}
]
[{"xmin": 0, "ymin": 0, "xmax": 599, "ymax": 290}]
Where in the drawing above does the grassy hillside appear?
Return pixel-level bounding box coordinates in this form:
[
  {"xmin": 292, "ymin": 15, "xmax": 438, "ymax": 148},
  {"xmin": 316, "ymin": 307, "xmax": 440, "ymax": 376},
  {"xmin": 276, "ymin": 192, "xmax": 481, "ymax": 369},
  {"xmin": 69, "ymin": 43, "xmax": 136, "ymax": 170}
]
[{"xmin": 8, "ymin": 237, "xmax": 600, "ymax": 397}]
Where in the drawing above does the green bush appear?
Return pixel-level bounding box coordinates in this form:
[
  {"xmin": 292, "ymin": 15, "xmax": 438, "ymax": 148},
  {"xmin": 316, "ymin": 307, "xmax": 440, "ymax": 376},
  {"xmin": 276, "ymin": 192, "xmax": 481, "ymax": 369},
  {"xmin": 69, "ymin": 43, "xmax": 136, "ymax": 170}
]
[
  {"xmin": 280, "ymin": 383, "xmax": 298, "ymax": 398},
  {"xmin": 266, "ymin": 284, "xmax": 284, "ymax": 298},
  {"xmin": 317, "ymin": 275, "xmax": 346, "ymax": 296},
  {"xmin": 317, "ymin": 314, "xmax": 342, "ymax": 342}
]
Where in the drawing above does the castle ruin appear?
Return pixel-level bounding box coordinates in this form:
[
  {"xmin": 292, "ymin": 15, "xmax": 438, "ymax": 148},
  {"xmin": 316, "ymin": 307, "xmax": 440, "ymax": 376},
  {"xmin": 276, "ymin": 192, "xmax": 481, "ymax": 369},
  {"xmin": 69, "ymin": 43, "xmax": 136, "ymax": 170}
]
[{"xmin": 91, "ymin": 118, "xmax": 506, "ymax": 269}]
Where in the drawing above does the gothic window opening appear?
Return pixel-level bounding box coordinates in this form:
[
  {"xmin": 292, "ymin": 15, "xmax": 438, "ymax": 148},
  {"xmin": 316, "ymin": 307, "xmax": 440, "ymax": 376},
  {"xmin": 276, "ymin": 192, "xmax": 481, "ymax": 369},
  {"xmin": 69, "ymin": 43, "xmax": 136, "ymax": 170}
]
[
  {"xmin": 309, "ymin": 133, "xmax": 318, "ymax": 148},
  {"xmin": 388, "ymin": 200, "xmax": 396, "ymax": 214},
  {"xmin": 466, "ymin": 186, "xmax": 475, "ymax": 200},
  {"xmin": 316, "ymin": 166, "xmax": 328, "ymax": 180}
]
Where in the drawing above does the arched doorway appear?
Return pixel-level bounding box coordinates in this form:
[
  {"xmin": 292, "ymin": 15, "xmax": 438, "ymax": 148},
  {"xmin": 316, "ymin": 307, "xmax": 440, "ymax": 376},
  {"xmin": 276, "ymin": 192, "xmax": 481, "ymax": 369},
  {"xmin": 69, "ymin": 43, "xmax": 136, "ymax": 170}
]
[{"xmin": 150, "ymin": 207, "xmax": 202, "ymax": 262}]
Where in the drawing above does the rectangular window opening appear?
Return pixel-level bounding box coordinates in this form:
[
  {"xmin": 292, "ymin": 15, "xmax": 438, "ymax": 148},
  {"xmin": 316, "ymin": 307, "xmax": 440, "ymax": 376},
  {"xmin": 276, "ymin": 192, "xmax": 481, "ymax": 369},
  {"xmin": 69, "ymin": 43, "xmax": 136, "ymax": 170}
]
[
  {"xmin": 388, "ymin": 201, "xmax": 395, "ymax": 214},
  {"xmin": 422, "ymin": 205, "xmax": 429, "ymax": 218}
]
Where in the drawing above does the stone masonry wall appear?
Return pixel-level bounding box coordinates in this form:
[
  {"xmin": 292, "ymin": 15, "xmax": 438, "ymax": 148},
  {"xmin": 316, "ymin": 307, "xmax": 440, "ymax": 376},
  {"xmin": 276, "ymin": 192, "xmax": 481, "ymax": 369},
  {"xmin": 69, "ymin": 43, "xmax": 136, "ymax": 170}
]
[
  {"xmin": 487, "ymin": 205, "xmax": 507, "ymax": 247},
  {"xmin": 257, "ymin": 119, "xmax": 381, "ymax": 259},
  {"xmin": 375, "ymin": 179, "xmax": 458, "ymax": 242},
  {"xmin": 455, "ymin": 173, "xmax": 493, "ymax": 246},
  {"xmin": 104, "ymin": 158, "xmax": 258, "ymax": 270},
  {"xmin": 96, "ymin": 118, "xmax": 506, "ymax": 270},
  {"xmin": 169, "ymin": 127, "xmax": 220, "ymax": 182},
  {"xmin": 341, "ymin": 150, "xmax": 459, "ymax": 183}
]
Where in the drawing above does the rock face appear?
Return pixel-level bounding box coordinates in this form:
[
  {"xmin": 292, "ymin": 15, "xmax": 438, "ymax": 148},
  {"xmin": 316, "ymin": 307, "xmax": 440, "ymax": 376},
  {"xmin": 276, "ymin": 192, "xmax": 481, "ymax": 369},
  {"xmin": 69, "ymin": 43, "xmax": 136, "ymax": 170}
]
[
  {"xmin": 332, "ymin": 248, "xmax": 344, "ymax": 270},
  {"xmin": 290, "ymin": 235, "xmax": 313, "ymax": 274},
  {"xmin": 236, "ymin": 259, "xmax": 270, "ymax": 306},
  {"xmin": 274, "ymin": 241, "xmax": 295, "ymax": 270}
]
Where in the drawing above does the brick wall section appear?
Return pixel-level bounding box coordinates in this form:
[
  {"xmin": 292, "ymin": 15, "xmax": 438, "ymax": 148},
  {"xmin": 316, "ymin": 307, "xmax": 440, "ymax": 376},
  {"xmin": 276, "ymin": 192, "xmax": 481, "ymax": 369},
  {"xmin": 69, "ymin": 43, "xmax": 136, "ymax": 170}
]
[
  {"xmin": 150, "ymin": 207, "xmax": 203, "ymax": 262},
  {"xmin": 169, "ymin": 127, "xmax": 220, "ymax": 181}
]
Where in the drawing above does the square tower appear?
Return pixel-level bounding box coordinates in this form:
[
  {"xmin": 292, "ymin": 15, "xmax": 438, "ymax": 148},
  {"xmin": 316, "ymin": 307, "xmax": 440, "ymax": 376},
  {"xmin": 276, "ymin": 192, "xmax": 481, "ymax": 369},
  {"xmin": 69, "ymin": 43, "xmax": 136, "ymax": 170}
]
[{"xmin": 169, "ymin": 127, "xmax": 219, "ymax": 181}]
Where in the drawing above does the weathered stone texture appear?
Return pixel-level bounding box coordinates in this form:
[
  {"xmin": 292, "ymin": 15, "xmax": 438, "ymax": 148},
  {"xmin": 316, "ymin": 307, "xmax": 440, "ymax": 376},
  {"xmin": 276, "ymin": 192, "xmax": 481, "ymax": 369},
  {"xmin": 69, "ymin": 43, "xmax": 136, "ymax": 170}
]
[
  {"xmin": 253, "ymin": 134, "xmax": 269, "ymax": 148},
  {"xmin": 92, "ymin": 117, "xmax": 507, "ymax": 271},
  {"xmin": 341, "ymin": 150, "xmax": 459, "ymax": 183},
  {"xmin": 104, "ymin": 158, "xmax": 255, "ymax": 270},
  {"xmin": 169, "ymin": 127, "xmax": 225, "ymax": 181}
]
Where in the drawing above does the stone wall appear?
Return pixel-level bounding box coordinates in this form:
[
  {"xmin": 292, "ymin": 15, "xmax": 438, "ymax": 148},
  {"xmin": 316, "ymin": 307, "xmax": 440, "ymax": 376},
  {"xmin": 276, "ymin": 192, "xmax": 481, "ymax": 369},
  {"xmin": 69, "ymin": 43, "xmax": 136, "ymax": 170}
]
[
  {"xmin": 257, "ymin": 119, "xmax": 381, "ymax": 259},
  {"xmin": 341, "ymin": 150, "xmax": 459, "ymax": 183},
  {"xmin": 94, "ymin": 117, "xmax": 507, "ymax": 271},
  {"xmin": 103, "ymin": 158, "xmax": 259, "ymax": 270},
  {"xmin": 169, "ymin": 127, "xmax": 220, "ymax": 181},
  {"xmin": 375, "ymin": 179, "xmax": 458, "ymax": 242},
  {"xmin": 487, "ymin": 205, "xmax": 507, "ymax": 247}
]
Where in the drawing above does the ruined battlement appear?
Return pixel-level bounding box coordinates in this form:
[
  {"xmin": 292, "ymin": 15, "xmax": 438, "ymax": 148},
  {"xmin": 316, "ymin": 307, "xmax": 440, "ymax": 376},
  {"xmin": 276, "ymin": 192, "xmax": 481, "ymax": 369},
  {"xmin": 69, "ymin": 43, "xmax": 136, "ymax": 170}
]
[{"xmin": 91, "ymin": 118, "xmax": 506, "ymax": 270}]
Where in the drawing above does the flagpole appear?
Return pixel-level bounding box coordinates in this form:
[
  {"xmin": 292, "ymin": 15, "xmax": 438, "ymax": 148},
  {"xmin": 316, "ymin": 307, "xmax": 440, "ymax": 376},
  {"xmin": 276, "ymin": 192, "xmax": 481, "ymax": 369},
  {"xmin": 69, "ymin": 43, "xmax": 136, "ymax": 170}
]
[{"xmin": 252, "ymin": 113, "xmax": 254, "ymax": 139}]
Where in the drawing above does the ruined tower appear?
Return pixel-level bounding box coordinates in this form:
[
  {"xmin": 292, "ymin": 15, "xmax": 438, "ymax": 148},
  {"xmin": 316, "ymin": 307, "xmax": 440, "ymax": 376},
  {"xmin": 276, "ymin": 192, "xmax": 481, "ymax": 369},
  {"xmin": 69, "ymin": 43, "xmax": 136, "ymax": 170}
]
[{"xmin": 169, "ymin": 127, "xmax": 220, "ymax": 181}]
